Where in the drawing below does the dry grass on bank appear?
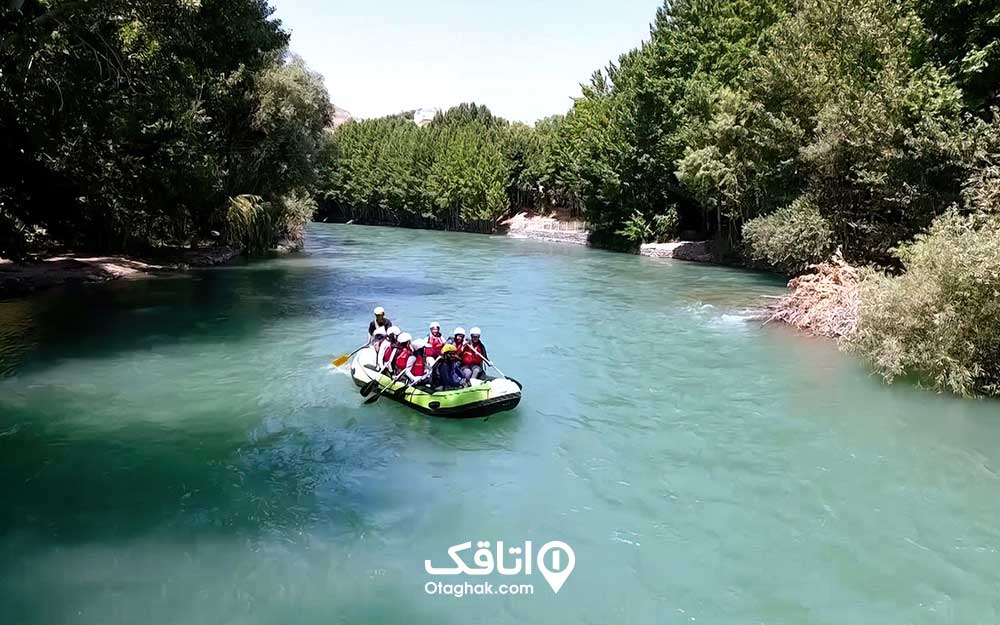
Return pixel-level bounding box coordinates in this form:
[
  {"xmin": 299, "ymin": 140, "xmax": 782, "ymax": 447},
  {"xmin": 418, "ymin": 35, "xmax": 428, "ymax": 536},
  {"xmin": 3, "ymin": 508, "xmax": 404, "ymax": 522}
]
[{"xmin": 764, "ymin": 250, "xmax": 861, "ymax": 338}]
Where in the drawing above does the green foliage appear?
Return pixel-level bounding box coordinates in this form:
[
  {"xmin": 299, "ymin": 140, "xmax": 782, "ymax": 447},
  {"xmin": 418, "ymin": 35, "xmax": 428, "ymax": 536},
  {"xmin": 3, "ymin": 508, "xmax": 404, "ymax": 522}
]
[
  {"xmin": 559, "ymin": 0, "xmax": 790, "ymax": 245},
  {"xmin": 616, "ymin": 207, "xmax": 680, "ymax": 246},
  {"xmin": 846, "ymin": 212, "xmax": 1000, "ymax": 396},
  {"xmin": 227, "ymin": 195, "xmax": 275, "ymax": 255},
  {"xmin": 676, "ymin": 88, "xmax": 804, "ymax": 228},
  {"xmin": 913, "ymin": 0, "xmax": 1000, "ymax": 110},
  {"xmin": 616, "ymin": 212, "xmax": 655, "ymax": 246},
  {"xmin": 745, "ymin": 0, "xmax": 970, "ymax": 266},
  {"xmin": 320, "ymin": 103, "xmax": 568, "ymax": 229},
  {"xmin": 540, "ymin": 0, "xmax": 997, "ymax": 266},
  {"xmin": 225, "ymin": 190, "xmax": 316, "ymax": 254},
  {"xmin": 1, "ymin": 0, "xmax": 330, "ymax": 254},
  {"xmin": 277, "ymin": 190, "xmax": 319, "ymax": 242},
  {"xmin": 651, "ymin": 208, "xmax": 680, "ymax": 242},
  {"xmin": 742, "ymin": 196, "xmax": 834, "ymax": 274},
  {"xmin": 431, "ymin": 103, "xmax": 506, "ymax": 129}
]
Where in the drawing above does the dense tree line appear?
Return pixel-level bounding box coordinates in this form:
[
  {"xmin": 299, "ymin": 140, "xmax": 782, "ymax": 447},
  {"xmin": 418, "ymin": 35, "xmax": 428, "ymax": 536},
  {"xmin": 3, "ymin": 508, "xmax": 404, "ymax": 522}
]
[
  {"xmin": 558, "ymin": 0, "xmax": 999, "ymax": 262},
  {"xmin": 1, "ymin": 0, "xmax": 332, "ymax": 258},
  {"xmin": 319, "ymin": 103, "xmax": 579, "ymax": 230},
  {"xmin": 324, "ymin": 0, "xmax": 997, "ymax": 266}
]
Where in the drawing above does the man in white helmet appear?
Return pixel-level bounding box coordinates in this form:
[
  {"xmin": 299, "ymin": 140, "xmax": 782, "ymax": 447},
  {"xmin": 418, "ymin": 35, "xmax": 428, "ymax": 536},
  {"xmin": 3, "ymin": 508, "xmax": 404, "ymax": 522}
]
[
  {"xmin": 368, "ymin": 306, "xmax": 392, "ymax": 341},
  {"xmin": 459, "ymin": 326, "xmax": 488, "ymax": 381},
  {"xmin": 447, "ymin": 327, "xmax": 466, "ymax": 352},
  {"xmin": 378, "ymin": 326, "xmax": 401, "ymax": 370}
]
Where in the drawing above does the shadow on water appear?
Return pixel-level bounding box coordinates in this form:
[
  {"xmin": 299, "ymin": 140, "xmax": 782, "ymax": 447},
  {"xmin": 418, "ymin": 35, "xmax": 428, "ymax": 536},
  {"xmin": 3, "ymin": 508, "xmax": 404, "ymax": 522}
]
[
  {"xmin": 0, "ymin": 261, "xmax": 441, "ymax": 378},
  {"xmin": 0, "ymin": 395, "xmax": 528, "ymax": 625},
  {"xmin": 0, "ymin": 397, "xmax": 443, "ymax": 623},
  {"xmin": 0, "ymin": 404, "xmax": 403, "ymax": 542}
]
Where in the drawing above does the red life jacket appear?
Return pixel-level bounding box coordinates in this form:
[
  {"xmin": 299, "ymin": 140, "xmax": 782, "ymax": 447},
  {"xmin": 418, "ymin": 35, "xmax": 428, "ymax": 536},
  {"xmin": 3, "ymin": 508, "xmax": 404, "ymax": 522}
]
[
  {"xmin": 425, "ymin": 334, "xmax": 444, "ymax": 357},
  {"xmin": 461, "ymin": 343, "xmax": 483, "ymax": 367},
  {"xmin": 411, "ymin": 352, "xmax": 426, "ymax": 377},
  {"xmin": 381, "ymin": 343, "xmax": 396, "ymax": 366},
  {"xmin": 393, "ymin": 346, "xmax": 412, "ymax": 372}
]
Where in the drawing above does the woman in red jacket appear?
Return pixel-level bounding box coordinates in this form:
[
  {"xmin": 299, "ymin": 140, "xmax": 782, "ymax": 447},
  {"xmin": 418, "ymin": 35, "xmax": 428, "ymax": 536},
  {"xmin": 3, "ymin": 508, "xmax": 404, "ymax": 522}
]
[{"xmin": 424, "ymin": 321, "xmax": 445, "ymax": 365}]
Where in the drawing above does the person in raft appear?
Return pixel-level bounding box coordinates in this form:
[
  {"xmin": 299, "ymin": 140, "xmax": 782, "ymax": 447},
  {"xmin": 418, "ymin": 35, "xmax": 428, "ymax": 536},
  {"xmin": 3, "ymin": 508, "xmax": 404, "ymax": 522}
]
[
  {"xmin": 403, "ymin": 338, "xmax": 430, "ymax": 384},
  {"xmin": 447, "ymin": 327, "xmax": 466, "ymax": 351},
  {"xmin": 389, "ymin": 332, "xmax": 413, "ymax": 376},
  {"xmin": 377, "ymin": 325, "xmax": 401, "ymax": 370},
  {"xmin": 368, "ymin": 306, "xmax": 392, "ymax": 341},
  {"xmin": 459, "ymin": 326, "xmax": 488, "ymax": 381},
  {"xmin": 371, "ymin": 326, "xmax": 388, "ymax": 355},
  {"xmin": 431, "ymin": 344, "xmax": 466, "ymax": 390},
  {"xmin": 424, "ymin": 322, "xmax": 445, "ymax": 366}
]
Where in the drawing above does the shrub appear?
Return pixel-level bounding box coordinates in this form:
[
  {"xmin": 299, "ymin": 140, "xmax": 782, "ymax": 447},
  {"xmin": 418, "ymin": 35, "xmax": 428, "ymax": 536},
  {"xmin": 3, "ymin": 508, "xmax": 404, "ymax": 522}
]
[
  {"xmin": 615, "ymin": 207, "xmax": 680, "ymax": 246},
  {"xmin": 276, "ymin": 191, "xmax": 317, "ymax": 242},
  {"xmin": 226, "ymin": 191, "xmax": 316, "ymax": 255},
  {"xmin": 615, "ymin": 211, "xmax": 654, "ymax": 245},
  {"xmin": 226, "ymin": 195, "xmax": 274, "ymax": 255},
  {"xmin": 845, "ymin": 211, "xmax": 1000, "ymax": 396},
  {"xmin": 742, "ymin": 196, "xmax": 835, "ymax": 274},
  {"xmin": 765, "ymin": 251, "xmax": 862, "ymax": 338},
  {"xmin": 651, "ymin": 207, "xmax": 680, "ymax": 242}
]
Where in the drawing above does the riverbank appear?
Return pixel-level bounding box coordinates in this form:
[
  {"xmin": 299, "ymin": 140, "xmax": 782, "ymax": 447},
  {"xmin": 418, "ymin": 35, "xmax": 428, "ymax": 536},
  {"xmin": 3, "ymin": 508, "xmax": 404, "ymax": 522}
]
[
  {"xmin": 763, "ymin": 253, "xmax": 860, "ymax": 338},
  {"xmin": 0, "ymin": 247, "xmax": 240, "ymax": 299},
  {"xmin": 504, "ymin": 212, "xmax": 590, "ymax": 245},
  {"xmin": 504, "ymin": 212, "xmax": 718, "ymax": 263}
]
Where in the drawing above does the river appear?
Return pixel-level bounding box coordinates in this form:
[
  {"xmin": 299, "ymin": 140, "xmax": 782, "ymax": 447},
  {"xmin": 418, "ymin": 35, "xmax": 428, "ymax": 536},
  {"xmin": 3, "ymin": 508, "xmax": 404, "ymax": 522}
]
[{"xmin": 1, "ymin": 223, "xmax": 999, "ymax": 624}]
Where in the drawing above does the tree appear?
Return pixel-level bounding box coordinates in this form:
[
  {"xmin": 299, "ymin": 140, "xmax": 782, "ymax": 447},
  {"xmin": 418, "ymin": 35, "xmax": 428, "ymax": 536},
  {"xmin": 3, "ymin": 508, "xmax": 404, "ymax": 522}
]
[{"xmin": 1, "ymin": 0, "xmax": 330, "ymax": 256}]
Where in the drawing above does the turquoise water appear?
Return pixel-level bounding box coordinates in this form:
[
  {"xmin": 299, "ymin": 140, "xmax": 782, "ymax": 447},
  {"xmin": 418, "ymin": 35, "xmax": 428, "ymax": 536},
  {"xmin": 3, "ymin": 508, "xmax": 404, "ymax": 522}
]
[{"xmin": 2, "ymin": 223, "xmax": 999, "ymax": 624}]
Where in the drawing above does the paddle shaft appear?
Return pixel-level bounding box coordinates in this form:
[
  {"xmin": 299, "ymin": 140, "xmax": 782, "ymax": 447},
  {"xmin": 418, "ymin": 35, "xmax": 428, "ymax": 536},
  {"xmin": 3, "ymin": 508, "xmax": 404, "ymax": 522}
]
[
  {"xmin": 365, "ymin": 369, "xmax": 408, "ymax": 404},
  {"xmin": 466, "ymin": 344, "xmax": 505, "ymax": 378}
]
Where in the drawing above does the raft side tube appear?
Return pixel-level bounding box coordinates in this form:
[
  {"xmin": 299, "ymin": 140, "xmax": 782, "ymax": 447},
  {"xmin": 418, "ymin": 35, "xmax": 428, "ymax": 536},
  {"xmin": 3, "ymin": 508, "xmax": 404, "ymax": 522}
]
[{"xmin": 349, "ymin": 347, "xmax": 521, "ymax": 418}]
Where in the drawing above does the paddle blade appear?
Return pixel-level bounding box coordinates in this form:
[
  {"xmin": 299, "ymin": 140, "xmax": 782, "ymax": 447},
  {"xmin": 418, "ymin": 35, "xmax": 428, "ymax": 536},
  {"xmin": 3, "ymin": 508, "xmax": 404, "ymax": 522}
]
[
  {"xmin": 332, "ymin": 354, "xmax": 350, "ymax": 367},
  {"xmin": 359, "ymin": 380, "xmax": 377, "ymax": 396},
  {"xmin": 363, "ymin": 393, "xmax": 381, "ymax": 405}
]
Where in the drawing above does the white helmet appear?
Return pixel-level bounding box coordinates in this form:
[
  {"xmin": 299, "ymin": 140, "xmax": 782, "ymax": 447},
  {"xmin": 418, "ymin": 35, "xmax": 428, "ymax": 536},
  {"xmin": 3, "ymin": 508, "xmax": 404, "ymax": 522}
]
[
  {"xmin": 429, "ymin": 321, "xmax": 440, "ymax": 329},
  {"xmin": 453, "ymin": 327, "xmax": 466, "ymax": 336},
  {"xmin": 397, "ymin": 332, "xmax": 412, "ymax": 343},
  {"xmin": 373, "ymin": 326, "xmax": 387, "ymax": 336},
  {"xmin": 411, "ymin": 338, "xmax": 426, "ymax": 350},
  {"xmin": 470, "ymin": 327, "xmax": 481, "ymax": 336},
  {"xmin": 387, "ymin": 326, "xmax": 400, "ymax": 336},
  {"xmin": 374, "ymin": 306, "xmax": 385, "ymax": 315}
]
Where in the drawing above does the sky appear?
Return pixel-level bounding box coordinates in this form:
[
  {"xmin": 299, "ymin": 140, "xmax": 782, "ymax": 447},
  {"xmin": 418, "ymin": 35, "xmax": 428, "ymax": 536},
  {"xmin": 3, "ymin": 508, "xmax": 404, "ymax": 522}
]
[{"xmin": 270, "ymin": 0, "xmax": 661, "ymax": 124}]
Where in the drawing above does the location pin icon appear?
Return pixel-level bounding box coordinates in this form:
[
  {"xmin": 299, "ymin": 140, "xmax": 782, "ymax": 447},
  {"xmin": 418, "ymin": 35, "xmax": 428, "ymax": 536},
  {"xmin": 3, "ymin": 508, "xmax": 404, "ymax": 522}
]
[{"xmin": 536, "ymin": 541, "xmax": 575, "ymax": 593}]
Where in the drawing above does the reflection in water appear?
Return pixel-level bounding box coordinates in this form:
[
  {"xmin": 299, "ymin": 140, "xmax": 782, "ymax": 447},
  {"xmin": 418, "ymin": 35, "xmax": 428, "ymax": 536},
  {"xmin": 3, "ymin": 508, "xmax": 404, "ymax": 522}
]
[{"xmin": 1, "ymin": 223, "xmax": 999, "ymax": 625}]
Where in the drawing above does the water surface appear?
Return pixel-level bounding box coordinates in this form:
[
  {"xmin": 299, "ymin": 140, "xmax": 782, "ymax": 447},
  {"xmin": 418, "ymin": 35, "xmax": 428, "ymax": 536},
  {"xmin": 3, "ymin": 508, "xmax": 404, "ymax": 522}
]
[{"xmin": 2, "ymin": 224, "xmax": 999, "ymax": 624}]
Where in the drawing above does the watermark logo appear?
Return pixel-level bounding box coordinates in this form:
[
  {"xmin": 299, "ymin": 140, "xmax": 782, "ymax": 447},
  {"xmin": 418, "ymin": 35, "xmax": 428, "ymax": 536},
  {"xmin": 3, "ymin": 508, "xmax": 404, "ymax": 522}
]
[{"xmin": 424, "ymin": 540, "xmax": 575, "ymax": 596}]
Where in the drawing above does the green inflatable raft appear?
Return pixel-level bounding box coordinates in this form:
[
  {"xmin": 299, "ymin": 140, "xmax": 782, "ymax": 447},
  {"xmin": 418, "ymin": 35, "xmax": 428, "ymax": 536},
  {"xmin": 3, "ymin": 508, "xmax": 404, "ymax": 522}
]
[{"xmin": 350, "ymin": 347, "xmax": 522, "ymax": 418}]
